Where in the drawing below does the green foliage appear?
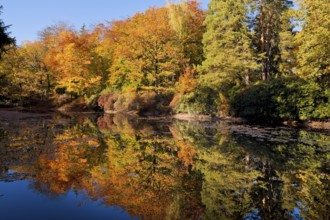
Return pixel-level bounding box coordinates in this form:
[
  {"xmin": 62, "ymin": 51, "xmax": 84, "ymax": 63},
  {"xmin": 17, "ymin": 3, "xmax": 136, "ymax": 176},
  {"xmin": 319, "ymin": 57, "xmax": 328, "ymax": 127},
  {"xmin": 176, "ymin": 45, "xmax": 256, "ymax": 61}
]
[
  {"xmin": 251, "ymin": 0, "xmax": 294, "ymax": 80},
  {"xmin": 295, "ymin": 0, "xmax": 330, "ymax": 80},
  {"xmin": 173, "ymin": 85, "xmax": 218, "ymax": 115},
  {"xmin": 0, "ymin": 1, "xmax": 328, "ymax": 120},
  {"xmin": 278, "ymin": 7, "xmax": 297, "ymax": 76},
  {"xmin": 84, "ymin": 94, "xmax": 99, "ymax": 109},
  {"xmin": 167, "ymin": 0, "xmax": 205, "ymax": 66},
  {"xmin": 232, "ymin": 78, "xmax": 330, "ymax": 121},
  {"xmin": 201, "ymin": 0, "xmax": 258, "ymax": 86},
  {"xmin": 0, "ymin": 45, "xmax": 52, "ymax": 104}
]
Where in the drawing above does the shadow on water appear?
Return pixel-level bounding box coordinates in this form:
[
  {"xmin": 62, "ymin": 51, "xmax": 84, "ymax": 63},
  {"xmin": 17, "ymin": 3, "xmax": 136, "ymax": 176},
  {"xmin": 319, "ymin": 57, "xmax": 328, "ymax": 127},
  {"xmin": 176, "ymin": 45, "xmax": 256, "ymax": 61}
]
[{"xmin": 0, "ymin": 112, "xmax": 329, "ymax": 220}]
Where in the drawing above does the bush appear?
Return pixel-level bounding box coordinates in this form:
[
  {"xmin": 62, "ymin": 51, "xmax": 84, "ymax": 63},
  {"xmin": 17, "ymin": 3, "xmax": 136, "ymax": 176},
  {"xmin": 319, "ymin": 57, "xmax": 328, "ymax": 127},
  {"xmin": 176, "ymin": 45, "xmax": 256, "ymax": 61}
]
[
  {"xmin": 173, "ymin": 85, "xmax": 218, "ymax": 115},
  {"xmin": 97, "ymin": 90, "xmax": 169, "ymax": 115},
  {"xmin": 232, "ymin": 78, "xmax": 330, "ymax": 121},
  {"xmin": 98, "ymin": 93, "xmax": 119, "ymax": 112},
  {"xmin": 84, "ymin": 94, "xmax": 100, "ymax": 110}
]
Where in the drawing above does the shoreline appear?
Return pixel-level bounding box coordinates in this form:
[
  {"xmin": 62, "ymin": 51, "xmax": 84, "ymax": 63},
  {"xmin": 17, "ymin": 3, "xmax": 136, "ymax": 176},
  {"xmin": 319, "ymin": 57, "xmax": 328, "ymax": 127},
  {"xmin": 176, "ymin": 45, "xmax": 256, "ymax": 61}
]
[{"xmin": 1, "ymin": 107, "xmax": 330, "ymax": 130}]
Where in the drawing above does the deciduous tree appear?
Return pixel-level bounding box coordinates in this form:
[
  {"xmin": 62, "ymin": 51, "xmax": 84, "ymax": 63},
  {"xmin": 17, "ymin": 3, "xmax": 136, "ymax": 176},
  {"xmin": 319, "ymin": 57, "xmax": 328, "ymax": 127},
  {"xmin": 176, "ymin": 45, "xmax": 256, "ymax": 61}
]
[{"xmin": 108, "ymin": 7, "xmax": 182, "ymax": 93}]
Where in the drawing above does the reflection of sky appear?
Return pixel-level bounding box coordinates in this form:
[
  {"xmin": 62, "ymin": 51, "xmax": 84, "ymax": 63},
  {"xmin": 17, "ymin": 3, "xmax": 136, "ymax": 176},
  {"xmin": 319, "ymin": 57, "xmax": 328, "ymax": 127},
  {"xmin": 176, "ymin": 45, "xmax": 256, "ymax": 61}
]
[
  {"xmin": 244, "ymin": 209, "xmax": 262, "ymax": 220},
  {"xmin": 291, "ymin": 207, "xmax": 304, "ymax": 220},
  {"xmin": 244, "ymin": 207, "xmax": 305, "ymax": 220},
  {"xmin": 1, "ymin": 113, "xmax": 328, "ymax": 220},
  {"xmin": 1, "ymin": 0, "xmax": 210, "ymax": 45},
  {"xmin": 0, "ymin": 180, "xmax": 137, "ymax": 220}
]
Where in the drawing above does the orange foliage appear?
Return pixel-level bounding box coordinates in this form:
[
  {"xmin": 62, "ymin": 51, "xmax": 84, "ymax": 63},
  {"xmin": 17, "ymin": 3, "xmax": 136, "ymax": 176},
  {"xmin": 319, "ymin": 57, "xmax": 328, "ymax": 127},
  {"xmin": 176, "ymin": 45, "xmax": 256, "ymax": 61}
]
[
  {"xmin": 36, "ymin": 131, "xmax": 96, "ymax": 194},
  {"xmin": 108, "ymin": 7, "xmax": 184, "ymax": 91},
  {"xmin": 177, "ymin": 140, "xmax": 198, "ymax": 167},
  {"xmin": 177, "ymin": 66, "xmax": 197, "ymax": 94},
  {"xmin": 42, "ymin": 25, "xmax": 105, "ymax": 96}
]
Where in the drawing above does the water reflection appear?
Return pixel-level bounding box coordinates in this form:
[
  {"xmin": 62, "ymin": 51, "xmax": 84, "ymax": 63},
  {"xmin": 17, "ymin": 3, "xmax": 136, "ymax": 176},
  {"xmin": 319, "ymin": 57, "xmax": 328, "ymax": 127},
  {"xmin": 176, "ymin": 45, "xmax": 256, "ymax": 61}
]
[{"xmin": 0, "ymin": 113, "xmax": 329, "ymax": 219}]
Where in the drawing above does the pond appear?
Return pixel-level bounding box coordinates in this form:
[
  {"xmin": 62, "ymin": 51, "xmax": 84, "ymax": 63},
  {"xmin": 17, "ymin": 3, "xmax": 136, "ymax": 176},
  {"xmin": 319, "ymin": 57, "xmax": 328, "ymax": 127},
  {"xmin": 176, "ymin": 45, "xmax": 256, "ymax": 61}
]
[{"xmin": 0, "ymin": 112, "xmax": 329, "ymax": 220}]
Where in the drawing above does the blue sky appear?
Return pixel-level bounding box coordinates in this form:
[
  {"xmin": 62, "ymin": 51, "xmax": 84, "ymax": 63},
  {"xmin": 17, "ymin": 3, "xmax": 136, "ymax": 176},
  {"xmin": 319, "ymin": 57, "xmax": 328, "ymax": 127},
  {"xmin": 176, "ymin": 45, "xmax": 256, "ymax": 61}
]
[{"xmin": 1, "ymin": 0, "xmax": 210, "ymax": 45}]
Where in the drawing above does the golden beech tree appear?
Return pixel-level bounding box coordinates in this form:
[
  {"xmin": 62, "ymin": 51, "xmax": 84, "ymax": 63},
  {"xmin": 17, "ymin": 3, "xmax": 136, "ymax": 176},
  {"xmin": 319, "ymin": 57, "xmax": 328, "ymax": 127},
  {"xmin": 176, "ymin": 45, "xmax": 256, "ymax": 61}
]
[
  {"xmin": 167, "ymin": 0, "xmax": 205, "ymax": 66},
  {"xmin": 108, "ymin": 7, "xmax": 183, "ymax": 92},
  {"xmin": 1, "ymin": 3, "xmax": 205, "ymax": 107},
  {"xmin": 0, "ymin": 42, "xmax": 52, "ymax": 100},
  {"xmin": 22, "ymin": 41, "xmax": 52, "ymax": 95},
  {"xmin": 42, "ymin": 24, "xmax": 107, "ymax": 97}
]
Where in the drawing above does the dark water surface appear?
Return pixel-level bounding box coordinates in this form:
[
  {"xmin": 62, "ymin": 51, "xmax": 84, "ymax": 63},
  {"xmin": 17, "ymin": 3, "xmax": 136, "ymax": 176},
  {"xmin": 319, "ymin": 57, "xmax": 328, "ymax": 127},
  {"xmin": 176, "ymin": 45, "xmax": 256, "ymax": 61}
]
[{"xmin": 0, "ymin": 112, "xmax": 329, "ymax": 220}]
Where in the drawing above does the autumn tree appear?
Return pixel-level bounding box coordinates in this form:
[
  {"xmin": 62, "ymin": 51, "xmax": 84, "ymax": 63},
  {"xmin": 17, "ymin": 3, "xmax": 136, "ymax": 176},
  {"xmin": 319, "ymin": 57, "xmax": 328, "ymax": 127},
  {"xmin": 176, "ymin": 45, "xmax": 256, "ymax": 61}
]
[
  {"xmin": 167, "ymin": 0, "xmax": 204, "ymax": 108},
  {"xmin": 0, "ymin": 42, "xmax": 52, "ymax": 102},
  {"xmin": 42, "ymin": 24, "xmax": 108, "ymax": 97},
  {"xmin": 167, "ymin": 0, "xmax": 205, "ymax": 66},
  {"xmin": 21, "ymin": 41, "xmax": 52, "ymax": 95},
  {"xmin": 108, "ymin": 7, "xmax": 183, "ymax": 93}
]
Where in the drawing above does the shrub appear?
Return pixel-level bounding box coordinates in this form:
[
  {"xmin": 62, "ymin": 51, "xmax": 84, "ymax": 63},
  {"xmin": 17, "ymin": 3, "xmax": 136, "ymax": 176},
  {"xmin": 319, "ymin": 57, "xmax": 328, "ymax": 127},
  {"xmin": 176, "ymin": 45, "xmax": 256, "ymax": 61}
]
[
  {"xmin": 232, "ymin": 78, "xmax": 330, "ymax": 121},
  {"xmin": 173, "ymin": 85, "xmax": 218, "ymax": 115},
  {"xmin": 84, "ymin": 94, "xmax": 100, "ymax": 109},
  {"xmin": 98, "ymin": 93, "xmax": 119, "ymax": 112},
  {"xmin": 97, "ymin": 91, "xmax": 166, "ymax": 115}
]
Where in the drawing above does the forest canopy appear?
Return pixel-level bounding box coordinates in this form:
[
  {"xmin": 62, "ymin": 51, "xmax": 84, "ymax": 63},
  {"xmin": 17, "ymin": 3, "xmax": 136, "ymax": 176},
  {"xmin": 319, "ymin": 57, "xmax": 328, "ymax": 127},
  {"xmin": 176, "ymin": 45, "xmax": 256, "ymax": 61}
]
[{"xmin": 0, "ymin": 0, "xmax": 329, "ymax": 121}]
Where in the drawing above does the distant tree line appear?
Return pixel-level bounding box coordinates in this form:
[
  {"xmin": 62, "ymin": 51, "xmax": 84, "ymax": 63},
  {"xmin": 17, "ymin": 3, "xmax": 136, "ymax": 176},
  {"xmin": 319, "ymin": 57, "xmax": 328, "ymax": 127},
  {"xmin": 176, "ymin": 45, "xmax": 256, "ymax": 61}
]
[{"xmin": 0, "ymin": 0, "xmax": 329, "ymax": 121}]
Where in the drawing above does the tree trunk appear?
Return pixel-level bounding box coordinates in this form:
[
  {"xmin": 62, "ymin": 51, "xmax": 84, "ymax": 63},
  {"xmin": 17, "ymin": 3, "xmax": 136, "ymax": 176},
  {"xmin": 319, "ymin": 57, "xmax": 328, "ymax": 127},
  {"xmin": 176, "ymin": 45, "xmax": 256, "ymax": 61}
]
[
  {"xmin": 46, "ymin": 73, "xmax": 51, "ymax": 96},
  {"xmin": 244, "ymin": 73, "xmax": 250, "ymax": 86},
  {"xmin": 260, "ymin": 0, "xmax": 266, "ymax": 81},
  {"xmin": 266, "ymin": 10, "xmax": 274, "ymax": 80}
]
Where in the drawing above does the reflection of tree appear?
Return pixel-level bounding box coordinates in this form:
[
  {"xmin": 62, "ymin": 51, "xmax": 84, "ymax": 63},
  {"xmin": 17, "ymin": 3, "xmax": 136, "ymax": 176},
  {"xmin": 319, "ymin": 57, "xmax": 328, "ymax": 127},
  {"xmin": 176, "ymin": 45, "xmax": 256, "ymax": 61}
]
[
  {"xmin": 197, "ymin": 144, "xmax": 260, "ymax": 219},
  {"xmin": 174, "ymin": 121, "xmax": 330, "ymax": 220},
  {"xmin": 173, "ymin": 122, "xmax": 260, "ymax": 219},
  {"xmin": 250, "ymin": 161, "xmax": 288, "ymax": 220},
  {"xmin": 1, "ymin": 113, "xmax": 329, "ymax": 220},
  {"xmin": 233, "ymin": 128, "xmax": 330, "ymax": 220},
  {"xmin": 29, "ymin": 113, "xmax": 205, "ymax": 219},
  {"xmin": 37, "ymin": 133, "xmax": 91, "ymax": 193},
  {"xmin": 0, "ymin": 117, "xmax": 55, "ymax": 176},
  {"xmin": 91, "ymin": 117, "xmax": 204, "ymax": 219},
  {"xmin": 33, "ymin": 116, "xmax": 107, "ymax": 195},
  {"xmin": 97, "ymin": 114, "xmax": 159, "ymax": 137}
]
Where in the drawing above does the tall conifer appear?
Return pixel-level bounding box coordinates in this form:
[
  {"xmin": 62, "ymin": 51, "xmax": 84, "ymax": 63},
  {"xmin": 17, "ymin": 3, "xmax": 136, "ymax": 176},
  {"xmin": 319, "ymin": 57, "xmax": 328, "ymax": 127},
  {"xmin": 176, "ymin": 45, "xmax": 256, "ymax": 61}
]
[
  {"xmin": 201, "ymin": 0, "xmax": 258, "ymax": 87},
  {"xmin": 251, "ymin": 0, "xmax": 293, "ymax": 80},
  {"xmin": 0, "ymin": 6, "xmax": 15, "ymax": 59},
  {"xmin": 295, "ymin": 0, "xmax": 330, "ymax": 82}
]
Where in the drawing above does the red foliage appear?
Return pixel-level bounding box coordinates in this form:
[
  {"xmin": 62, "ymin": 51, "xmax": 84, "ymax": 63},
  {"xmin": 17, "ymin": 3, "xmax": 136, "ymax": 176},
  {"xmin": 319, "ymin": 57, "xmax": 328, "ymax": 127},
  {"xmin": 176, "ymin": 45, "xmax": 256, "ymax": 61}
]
[{"xmin": 98, "ymin": 93, "xmax": 119, "ymax": 112}]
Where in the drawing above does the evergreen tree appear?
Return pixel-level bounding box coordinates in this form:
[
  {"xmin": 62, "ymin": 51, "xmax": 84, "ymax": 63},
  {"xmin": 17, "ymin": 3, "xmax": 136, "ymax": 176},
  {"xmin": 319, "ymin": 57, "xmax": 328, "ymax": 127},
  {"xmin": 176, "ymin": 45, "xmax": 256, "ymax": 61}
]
[
  {"xmin": 201, "ymin": 0, "xmax": 258, "ymax": 87},
  {"xmin": 278, "ymin": 7, "xmax": 296, "ymax": 76},
  {"xmin": 0, "ymin": 6, "xmax": 15, "ymax": 59},
  {"xmin": 295, "ymin": 0, "xmax": 330, "ymax": 83},
  {"xmin": 251, "ymin": 0, "xmax": 293, "ymax": 80}
]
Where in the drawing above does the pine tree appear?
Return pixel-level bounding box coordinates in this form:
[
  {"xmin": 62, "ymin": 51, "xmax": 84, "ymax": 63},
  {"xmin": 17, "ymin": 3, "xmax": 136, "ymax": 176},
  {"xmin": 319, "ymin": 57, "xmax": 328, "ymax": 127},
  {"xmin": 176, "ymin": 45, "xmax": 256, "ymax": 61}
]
[
  {"xmin": 201, "ymin": 0, "xmax": 258, "ymax": 87},
  {"xmin": 295, "ymin": 0, "xmax": 330, "ymax": 83},
  {"xmin": 0, "ymin": 6, "xmax": 15, "ymax": 59},
  {"xmin": 251, "ymin": 0, "xmax": 293, "ymax": 80},
  {"xmin": 278, "ymin": 7, "xmax": 296, "ymax": 76}
]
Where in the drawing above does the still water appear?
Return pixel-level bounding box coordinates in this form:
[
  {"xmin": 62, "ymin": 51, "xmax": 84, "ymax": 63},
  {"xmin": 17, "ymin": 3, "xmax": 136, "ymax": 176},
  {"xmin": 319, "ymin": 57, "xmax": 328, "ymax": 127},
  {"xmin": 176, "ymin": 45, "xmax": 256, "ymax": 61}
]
[{"xmin": 0, "ymin": 112, "xmax": 329, "ymax": 220}]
